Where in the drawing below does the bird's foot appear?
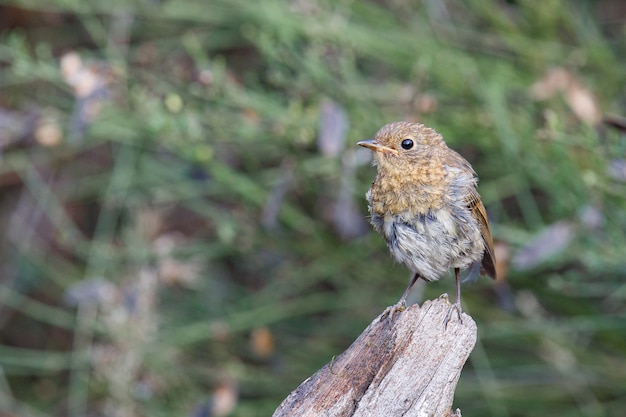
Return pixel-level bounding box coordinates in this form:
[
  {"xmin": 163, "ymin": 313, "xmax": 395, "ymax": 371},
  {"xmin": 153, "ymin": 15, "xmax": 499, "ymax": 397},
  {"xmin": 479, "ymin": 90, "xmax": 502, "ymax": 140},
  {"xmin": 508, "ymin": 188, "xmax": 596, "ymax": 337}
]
[
  {"xmin": 443, "ymin": 299, "xmax": 463, "ymax": 329},
  {"xmin": 380, "ymin": 300, "xmax": 406, "ymax": 322}
]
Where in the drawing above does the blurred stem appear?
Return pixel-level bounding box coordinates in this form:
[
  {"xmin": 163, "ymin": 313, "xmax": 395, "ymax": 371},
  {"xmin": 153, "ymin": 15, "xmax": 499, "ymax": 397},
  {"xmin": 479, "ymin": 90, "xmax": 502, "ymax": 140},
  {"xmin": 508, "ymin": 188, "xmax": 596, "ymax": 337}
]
[
  {"xmin": 209, "ymin": 162, "xmax": 316, "ymax": 233},
  {"xmin": 70, "ymin": 2, "xmax": 109, "ymax": 48},
  {"xmin": 10, "ymin": 155, "xmax": 85, "ymax": 257},
  {"xmin": 0, "ymin": 366, "xmax": 14, "ymax": 412},
  {"xmin": 0, "ymin": 285, "xmax": 75, "ymax": 330},
  {"xmin": 68, "ymin": 143, "xmax": 137, "ymax": 417},
  {"xmin": 0, "ymin": 344, "xmax": 75, "ymax": 370},
  {"xmin": 516, "ymin": 185, "xmax": 544, "ymax": 228},
  {"xmin": 482, "ymin": 314, "xmax": 626, "ymax": 339},
  {"xmin": 68, "ymin": 303, "xmax": 97, "ymax": 417},
  {"xmin": 0, "ymin": 364, "xmax": 47, "ymax": 417},
  {"xmin": 163, "ymin": 292, "xmax": 338, "ymax": 347},
  {"xmin": 471, "ymin": 333, "xmax": 511, "ymax": 417}
]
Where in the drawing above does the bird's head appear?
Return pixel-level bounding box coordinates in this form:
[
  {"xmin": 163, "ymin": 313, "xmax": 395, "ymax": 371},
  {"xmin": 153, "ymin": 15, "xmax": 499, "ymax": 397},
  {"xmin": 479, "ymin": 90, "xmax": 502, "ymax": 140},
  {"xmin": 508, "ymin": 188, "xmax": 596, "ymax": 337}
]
[{"xmin": 357, "ymin": 122, "xmax": 445, "ymax": 166}]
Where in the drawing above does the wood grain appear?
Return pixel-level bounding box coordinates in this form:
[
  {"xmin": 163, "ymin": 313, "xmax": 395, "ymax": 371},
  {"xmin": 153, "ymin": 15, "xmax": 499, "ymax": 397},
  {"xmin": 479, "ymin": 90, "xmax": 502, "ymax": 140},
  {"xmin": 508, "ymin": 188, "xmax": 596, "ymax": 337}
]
[{"xmin": 273, "ymin": 296, "xmax": 476, "ymax": 417}]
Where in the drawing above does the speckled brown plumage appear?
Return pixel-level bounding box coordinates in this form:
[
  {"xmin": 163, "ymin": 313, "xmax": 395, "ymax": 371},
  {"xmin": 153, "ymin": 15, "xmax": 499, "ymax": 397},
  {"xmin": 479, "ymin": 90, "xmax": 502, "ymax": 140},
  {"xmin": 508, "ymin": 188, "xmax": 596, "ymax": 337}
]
[{"xmin": 358, "ymin": 121, "xmax": 496, "ymax": 326}]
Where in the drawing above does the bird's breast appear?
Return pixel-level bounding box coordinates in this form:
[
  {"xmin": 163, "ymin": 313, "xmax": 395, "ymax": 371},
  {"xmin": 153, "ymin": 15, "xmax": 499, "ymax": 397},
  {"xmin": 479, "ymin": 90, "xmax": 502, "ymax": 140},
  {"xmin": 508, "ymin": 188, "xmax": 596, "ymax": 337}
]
[
  {"xmin": 374, "ymin": 206, "xmax": 485, "ymax": 281},
  {"xmin": 367, "ymin": 177, "xmax": 448, "ymax": 218}
]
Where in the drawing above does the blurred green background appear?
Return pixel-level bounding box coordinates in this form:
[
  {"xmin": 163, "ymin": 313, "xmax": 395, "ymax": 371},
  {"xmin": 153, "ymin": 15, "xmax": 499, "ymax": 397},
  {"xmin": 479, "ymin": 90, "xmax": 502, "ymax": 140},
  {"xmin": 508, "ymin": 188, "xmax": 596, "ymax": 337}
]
[{"xmin": 0, "ymin": 0, "xmax": 625, "ymax": 416}]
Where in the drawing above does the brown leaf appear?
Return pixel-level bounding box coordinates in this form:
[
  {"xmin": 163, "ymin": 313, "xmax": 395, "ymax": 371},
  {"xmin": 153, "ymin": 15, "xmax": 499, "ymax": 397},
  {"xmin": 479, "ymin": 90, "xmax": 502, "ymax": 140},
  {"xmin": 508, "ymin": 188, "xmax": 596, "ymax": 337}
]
[
  {"xmin": 327, "ymin": 151, "xmax": 368, "ymax": 240},
  {"xmin": 530, "ymin": 68, "xmax": 570, "ymax": 100},
  {"xmin": 34, "ymin": 116, "xmax": 62, "ymax": 146},
  {"xmin": 565, "ymin": 80, "xmax": 601, "ymax": 125},
  {"xmin": 603, "ymin": 114, "xmax": 626, "ymax": 133},
  {"xmin": 512, "ymin": 221, "xmax": 576, "ymax": 270},
  {"xmin": 212, "ymin": 378, "xmax": 238, "ymax": 417},
  {"xmin": 530, "ymin": 68, "xmax": 601, "ymax": 125},
  {"xmin": 317, "ymin": 99, "xmax": 348, "ymax": 158},
  {"xmin": 250, "ymin": 326, "xmax": 275, "ymax": 358},
  {"xmin": 493, "ymin": 241, "xmax": 510, "ymax": 282}
]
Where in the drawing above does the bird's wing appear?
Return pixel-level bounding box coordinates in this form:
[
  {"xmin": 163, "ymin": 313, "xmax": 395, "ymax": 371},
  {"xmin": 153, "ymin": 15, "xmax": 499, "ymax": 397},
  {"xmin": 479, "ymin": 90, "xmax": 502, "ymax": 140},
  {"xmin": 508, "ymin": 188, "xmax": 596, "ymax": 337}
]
[
  {"xmin": 468, "ymin": 188, "xmax": 497, "ymax": 279},
  {"xmin": 443, "ymin": 148, "xmax": 497, "ymax": 279}
]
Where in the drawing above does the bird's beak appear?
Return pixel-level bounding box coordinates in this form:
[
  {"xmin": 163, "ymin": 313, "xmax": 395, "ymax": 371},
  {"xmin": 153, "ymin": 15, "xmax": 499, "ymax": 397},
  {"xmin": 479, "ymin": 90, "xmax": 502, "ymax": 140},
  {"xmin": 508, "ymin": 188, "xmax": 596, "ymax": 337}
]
[{"xmin": 357, "ymin": 139, "xmax": 398, "ymax": 155}]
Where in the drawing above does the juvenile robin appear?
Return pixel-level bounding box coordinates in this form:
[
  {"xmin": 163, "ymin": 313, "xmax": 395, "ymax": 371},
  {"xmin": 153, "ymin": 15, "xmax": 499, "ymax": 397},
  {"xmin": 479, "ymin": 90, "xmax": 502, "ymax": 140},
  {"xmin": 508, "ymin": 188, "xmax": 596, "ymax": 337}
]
[{"xmin": 358, "ymin": 122, "xmax": 496, "ymax": 326}]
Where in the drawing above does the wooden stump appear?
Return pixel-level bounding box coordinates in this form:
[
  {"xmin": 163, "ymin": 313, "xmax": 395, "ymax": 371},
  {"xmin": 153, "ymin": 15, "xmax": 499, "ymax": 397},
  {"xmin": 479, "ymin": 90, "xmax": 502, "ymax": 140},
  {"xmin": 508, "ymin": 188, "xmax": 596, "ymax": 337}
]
[{"xmin": 273, "ymin": 296, "xmax": 476, "ymax": 417}]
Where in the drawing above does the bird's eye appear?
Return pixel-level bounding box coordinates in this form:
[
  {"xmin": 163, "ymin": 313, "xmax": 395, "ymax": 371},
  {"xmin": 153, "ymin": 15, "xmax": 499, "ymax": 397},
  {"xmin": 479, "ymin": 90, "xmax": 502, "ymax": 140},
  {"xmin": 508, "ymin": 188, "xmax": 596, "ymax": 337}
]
[{"xmin": 401, "ymin": 139, "xmax": 414, "ymax": 150}]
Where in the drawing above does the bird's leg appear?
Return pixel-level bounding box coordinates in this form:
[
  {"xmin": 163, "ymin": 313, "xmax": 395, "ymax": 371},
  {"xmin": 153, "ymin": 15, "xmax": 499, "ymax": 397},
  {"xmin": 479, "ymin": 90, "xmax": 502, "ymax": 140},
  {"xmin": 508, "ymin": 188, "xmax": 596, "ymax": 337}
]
[
  {"xmin": 443, "ymin": 268, "xmax": 463, "ymax": 328},
  {"xmin": 381, "ymin": 273, "xmax": 420, "ymax": 322},
  {"xmin": 399, "ymin": 272, "xmax": 420, "ymax": 307}
]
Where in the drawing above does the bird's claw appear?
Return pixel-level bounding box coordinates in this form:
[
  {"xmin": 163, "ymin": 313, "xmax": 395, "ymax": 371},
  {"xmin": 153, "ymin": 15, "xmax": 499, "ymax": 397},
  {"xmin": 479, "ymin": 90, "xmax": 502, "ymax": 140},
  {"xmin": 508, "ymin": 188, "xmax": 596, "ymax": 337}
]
[
  {"xmin": 443, "ymin": 301, "xmax": 463, "ymax": 329},
  {"xmin": 380, "ymin": 300, "xmax": 406, "ymax": 322}
]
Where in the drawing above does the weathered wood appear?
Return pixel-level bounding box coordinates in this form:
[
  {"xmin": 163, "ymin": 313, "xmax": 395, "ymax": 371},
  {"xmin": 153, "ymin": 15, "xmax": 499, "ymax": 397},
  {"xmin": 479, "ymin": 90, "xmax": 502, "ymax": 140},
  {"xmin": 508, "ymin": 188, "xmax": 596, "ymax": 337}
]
[{"xmin": 273, "ymin": 296, "xmax": 476, "ymax": 417}]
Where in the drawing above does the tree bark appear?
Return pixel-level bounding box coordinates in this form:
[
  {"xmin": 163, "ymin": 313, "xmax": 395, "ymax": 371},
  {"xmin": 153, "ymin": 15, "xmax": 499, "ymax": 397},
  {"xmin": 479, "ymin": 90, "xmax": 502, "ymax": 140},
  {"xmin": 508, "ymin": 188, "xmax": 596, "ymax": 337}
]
[{"xmin": 273, "ymin": 296, "xmax": 476, "ymax": 417}]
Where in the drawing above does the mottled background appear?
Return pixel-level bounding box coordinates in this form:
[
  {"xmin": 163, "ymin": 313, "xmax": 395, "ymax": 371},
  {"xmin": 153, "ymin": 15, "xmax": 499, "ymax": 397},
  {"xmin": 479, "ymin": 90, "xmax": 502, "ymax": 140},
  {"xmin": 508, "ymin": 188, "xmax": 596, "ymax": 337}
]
[{"xmin": 0, "ymin": 1, "xmax": 625, "ymax": 416}]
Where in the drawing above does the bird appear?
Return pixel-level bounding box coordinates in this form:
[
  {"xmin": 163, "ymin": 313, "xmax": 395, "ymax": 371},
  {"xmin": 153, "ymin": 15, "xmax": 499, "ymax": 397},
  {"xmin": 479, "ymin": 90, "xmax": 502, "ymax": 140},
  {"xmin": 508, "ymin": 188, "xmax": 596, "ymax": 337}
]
[{"xmin": 357, "ymin": 121, "xmax": 496, "ymax": 326}]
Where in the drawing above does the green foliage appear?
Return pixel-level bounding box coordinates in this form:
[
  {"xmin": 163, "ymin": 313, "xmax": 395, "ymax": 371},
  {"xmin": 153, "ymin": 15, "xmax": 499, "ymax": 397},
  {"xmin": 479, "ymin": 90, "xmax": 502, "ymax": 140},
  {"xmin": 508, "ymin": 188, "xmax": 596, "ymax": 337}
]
[{"xmin": 0, "ymin": 0, "xmax": 625, "ymax": 416}]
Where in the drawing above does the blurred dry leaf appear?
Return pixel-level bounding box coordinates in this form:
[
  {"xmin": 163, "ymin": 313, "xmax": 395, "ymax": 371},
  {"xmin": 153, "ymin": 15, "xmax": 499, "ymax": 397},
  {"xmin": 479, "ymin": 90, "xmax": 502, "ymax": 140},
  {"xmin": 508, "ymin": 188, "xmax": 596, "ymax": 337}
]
[
  {"xmin": 578, "ymin": 205, "xmax": 604, "ymax": 229},
  {"xmin": 250, "ymin": 326, "xmax": 275, "ymax": 358},
  {"xmin": 328, "ymin": 151, "xmax": 368, "ymax": 240},
  {"xmin": 154, "ymin": 233, "xmax": 201, "ymax": 287},
  {"xmin": 317, "ymin": 98, "xmax": 348, "ymax": 158},
  {"xmin": 494, "ymin": 241, "xmax": 510, "ymax": 282},
  {"xmin": 331, "ymin": 196, "xmax": 367, "ymax": 240},
  {"xmin": 609, "ymin": 159, "xmax": 626, "ymax": 182},
  {"xmin": 212, "ymin": 379, "xmax": 238, "ymax": 417},
  {"xmin": 603, "ymin": 114, "xmax": 626, "ymax": 133},
  {"xmin": 530, "ymin": 68, "xmax": 570, "ymax": 100},
  {"xmin": 512, "ymin": 220, "xmax": 576, "ymax": 271},
  {"xmin": 190, "ymin": 378, "xmax": 238, "ymax": 417},
  {"xmin": 61, "ymin": 52, "xmax": 106, "ymax": 99},
  {"xmin": 60, "ymin": 51, "xmax": 112, "ymax": 140},
  {"xmin": 530, "ymin": 68, "xmax": 601, "ymax": 125},
  {"xmin": 491, "ymin": 242, "xmax": 515, "ymax": 312},
  {"xmin": 63, "ymin": 277, "xmax": 117, "ymax": 307},
  {"xmin": 34, "ymin": 116, "xmax": 62, "ymax": 146},
  {"xmin": 565, "ymin": 80, "xmax": 601, "ymax": 125},
  {"xmin": 262, "ymin": 159, "xmax": 294, "ymax": 231}
]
